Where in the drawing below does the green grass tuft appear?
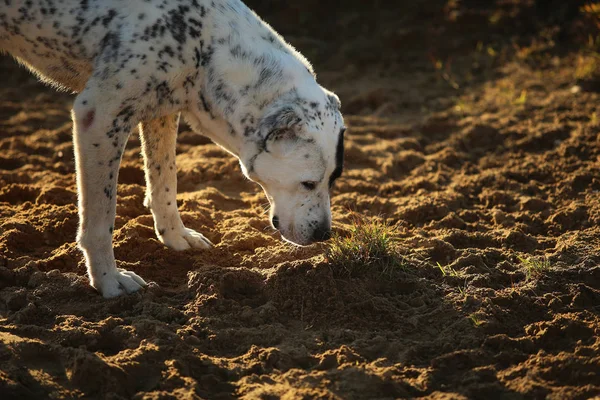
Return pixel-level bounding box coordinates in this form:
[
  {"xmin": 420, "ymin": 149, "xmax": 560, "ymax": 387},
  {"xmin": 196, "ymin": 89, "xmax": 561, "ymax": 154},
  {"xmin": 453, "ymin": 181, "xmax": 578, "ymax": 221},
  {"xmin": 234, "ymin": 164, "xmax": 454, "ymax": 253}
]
[
  {"xmin": 325, "ymin": 216, "xmax": 405, "ymax": 278},
  {"xmin": 469, "ymin": 313, "xmax": 484, "ymax": 327},
  {"xmin": 518, "ymin": 256, "xmax": 551, "ymax": 281}
]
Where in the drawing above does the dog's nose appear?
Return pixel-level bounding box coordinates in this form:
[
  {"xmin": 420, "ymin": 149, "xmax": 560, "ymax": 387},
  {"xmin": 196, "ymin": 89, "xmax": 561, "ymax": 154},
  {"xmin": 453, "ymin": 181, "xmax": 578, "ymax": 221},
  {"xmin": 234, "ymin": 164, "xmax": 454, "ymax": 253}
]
[
  {"xmin": 272, "ymin": 215, "xmax": 280, "ymax": 229},
  {"xmin": 312, "ymin": 225, "xmax": 332, "ymax": 242}
]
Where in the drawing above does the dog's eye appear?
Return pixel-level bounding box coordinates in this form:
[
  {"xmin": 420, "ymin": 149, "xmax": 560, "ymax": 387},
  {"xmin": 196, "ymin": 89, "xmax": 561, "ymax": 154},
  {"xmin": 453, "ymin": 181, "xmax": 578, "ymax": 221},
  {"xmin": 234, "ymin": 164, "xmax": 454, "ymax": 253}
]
[{"xmin": 301, "ymin": 181, "xmax": 317, "ymax": 191}]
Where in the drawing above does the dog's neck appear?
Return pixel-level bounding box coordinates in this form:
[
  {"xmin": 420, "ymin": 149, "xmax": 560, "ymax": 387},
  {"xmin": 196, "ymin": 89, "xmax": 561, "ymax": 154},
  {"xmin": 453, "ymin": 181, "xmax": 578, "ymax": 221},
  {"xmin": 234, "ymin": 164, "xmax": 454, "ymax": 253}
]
[{"xmin": 182, "ymin": 0, "xmax": 321, "ymax": 160}]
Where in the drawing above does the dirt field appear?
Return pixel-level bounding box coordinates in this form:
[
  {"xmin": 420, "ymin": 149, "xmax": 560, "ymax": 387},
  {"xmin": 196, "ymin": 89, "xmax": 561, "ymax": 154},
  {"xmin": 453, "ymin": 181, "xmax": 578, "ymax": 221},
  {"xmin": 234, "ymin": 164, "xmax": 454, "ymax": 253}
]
[{"xmin": 1, "ymin": 1, "xmax": 600, "ymax": 399}]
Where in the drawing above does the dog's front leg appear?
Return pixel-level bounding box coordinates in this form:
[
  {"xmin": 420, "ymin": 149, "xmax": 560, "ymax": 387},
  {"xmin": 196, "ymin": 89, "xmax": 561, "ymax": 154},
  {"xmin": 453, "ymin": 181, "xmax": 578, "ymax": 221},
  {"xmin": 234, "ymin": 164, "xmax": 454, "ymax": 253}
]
[
  {"xmin": 73, "ymin": 94, "xmax": 147, "ymax": 298},
  {"xmin": 139, "ymin": 114, "xmax": 212, "ymax": 250}
]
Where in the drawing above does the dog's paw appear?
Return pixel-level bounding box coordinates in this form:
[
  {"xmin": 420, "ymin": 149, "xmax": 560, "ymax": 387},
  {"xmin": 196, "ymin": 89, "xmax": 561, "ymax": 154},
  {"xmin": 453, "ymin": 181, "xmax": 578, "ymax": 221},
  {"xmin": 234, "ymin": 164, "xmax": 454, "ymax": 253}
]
[
  {"xmin": 160, "ymin": 227, "xmax": 213, "ymax": 251},
  {"xmin": 94, "ymin": 269, "xmax": 147, "ymax": 299}
]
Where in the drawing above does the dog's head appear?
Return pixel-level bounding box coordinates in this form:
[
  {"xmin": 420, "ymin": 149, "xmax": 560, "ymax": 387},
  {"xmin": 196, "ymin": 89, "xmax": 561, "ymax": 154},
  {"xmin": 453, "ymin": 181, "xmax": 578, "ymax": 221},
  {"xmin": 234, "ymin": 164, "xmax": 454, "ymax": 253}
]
[{"xmin": 241, "ymin": 88, "xmax": 345, "ymax": 246}]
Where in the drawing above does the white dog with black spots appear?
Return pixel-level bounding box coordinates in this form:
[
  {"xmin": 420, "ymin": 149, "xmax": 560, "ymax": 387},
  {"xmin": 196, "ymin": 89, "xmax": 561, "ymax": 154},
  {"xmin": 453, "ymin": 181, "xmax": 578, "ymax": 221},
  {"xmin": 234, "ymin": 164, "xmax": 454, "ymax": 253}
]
[{"xmin": 0, "ymin": 0, "xmax": 345, "ymax": 298}]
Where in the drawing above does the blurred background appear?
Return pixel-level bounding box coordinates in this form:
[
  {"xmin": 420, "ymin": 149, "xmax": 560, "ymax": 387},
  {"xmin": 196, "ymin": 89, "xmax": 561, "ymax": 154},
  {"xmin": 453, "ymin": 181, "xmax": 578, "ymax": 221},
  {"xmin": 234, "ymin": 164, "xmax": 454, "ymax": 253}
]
[
  {"xmin": 245, "ymin": 0, "xmax": 598, "ymax": 120},
  {"xmin": 1, "ymin": 2, "xmax": 600, "ymax": 399}
]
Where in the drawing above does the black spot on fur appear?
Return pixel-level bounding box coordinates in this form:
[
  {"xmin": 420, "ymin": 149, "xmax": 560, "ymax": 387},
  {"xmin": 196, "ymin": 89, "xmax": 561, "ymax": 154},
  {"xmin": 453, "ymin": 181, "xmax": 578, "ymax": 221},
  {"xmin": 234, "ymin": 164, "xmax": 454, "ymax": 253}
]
[
  {"xmin": 166, "ymin": 5, "xmax": 189, "ymax": 44},
  {"xmin": 99, "ymin": 31, "xmax": 121, "ymax": 63},
  {"xmin": 199, "ymin": 93, "xmax": 213, "ymax": 117},
  {"xmin": 328, "ymin": 128, "xmax": 345, "ymax": 188},
  {"xmin": 102, "ymin": 9, "xmax": 117, "ymax": 28}
]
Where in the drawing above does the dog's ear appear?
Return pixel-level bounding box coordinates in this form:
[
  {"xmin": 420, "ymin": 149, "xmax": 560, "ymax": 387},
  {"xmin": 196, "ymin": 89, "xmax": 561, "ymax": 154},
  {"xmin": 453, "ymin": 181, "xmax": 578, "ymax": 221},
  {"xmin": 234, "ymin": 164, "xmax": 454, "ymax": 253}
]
[
  {"xmin": 261, "ymin": 106, "xmax": 305, "ymax": 156},
  {"xmin": 327, "ymin": 92, "xmax": 341, "ymax": 111}
]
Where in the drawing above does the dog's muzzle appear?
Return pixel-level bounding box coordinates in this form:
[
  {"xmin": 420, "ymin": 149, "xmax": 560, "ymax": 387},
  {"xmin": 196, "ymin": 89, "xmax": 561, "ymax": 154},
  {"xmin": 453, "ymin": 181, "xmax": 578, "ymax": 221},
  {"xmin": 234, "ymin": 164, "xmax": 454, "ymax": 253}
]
[
  {"xmin": 272, "ymin": 215, "xmax": 331, "ymax": 244},
  {"xmin": 311, "ymin": 223, "xmax": 332, "ymax": 242}
]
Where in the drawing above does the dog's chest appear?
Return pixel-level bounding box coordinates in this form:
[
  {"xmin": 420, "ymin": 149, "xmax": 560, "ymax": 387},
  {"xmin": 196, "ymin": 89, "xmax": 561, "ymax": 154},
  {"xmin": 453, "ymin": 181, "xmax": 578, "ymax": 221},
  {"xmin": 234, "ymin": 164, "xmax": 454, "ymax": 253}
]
[{"xmin": 15, "ymin": 50, "xmax": 92, "ymax": 91}]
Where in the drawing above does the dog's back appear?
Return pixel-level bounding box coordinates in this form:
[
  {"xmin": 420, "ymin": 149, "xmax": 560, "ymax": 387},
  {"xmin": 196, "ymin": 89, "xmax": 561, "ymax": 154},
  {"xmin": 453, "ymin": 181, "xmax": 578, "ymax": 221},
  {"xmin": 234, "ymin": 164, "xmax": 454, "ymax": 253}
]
[{"xmin": 0, "ymin": 0, "xmax": 126, "ymax": 91}]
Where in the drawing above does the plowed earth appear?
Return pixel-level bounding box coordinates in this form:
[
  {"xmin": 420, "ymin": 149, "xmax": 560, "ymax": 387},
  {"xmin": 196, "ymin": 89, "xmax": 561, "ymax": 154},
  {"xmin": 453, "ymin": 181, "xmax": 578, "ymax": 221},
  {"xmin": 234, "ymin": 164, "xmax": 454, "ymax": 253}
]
[{"xmin": 1, "ymin": 1, "xmax": 599, "ymax": 399}]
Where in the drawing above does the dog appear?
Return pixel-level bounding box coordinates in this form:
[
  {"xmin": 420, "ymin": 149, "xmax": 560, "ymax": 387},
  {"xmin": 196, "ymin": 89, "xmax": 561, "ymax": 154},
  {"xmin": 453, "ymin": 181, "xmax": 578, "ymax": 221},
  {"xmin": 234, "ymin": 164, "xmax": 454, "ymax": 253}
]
[{"xmin": 0, "ymin": 0, "xmax": 345, "ymax": 298}]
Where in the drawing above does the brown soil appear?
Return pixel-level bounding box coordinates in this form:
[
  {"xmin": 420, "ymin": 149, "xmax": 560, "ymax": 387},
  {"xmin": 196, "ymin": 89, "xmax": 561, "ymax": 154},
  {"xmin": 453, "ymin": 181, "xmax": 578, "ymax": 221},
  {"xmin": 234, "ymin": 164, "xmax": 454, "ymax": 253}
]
[{"xmin": 1, "ymin": 1, "xmax": 600, "ymax": 399}]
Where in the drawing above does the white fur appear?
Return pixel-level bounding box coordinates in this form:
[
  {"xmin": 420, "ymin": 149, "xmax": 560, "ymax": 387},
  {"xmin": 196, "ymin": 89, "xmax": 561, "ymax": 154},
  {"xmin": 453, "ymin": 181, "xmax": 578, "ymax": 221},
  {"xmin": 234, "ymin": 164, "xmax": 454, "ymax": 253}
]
[{"xmin": 0, "ymin": 0, "xmax": 344, "ymax": 298}]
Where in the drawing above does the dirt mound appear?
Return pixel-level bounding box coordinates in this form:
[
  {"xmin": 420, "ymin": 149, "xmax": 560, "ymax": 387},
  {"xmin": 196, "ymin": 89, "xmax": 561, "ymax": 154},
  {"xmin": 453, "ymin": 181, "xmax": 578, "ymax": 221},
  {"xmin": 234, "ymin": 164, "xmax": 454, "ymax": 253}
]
[{"xmin": 1, "ymin": 1, "xmax": 600, "ymax": 398}]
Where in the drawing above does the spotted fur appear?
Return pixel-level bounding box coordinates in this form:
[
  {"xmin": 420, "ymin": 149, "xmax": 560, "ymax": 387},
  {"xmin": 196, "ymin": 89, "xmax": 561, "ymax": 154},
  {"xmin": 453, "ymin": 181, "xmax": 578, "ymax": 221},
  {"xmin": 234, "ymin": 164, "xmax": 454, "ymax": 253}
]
[{"xmin": 0, "ymin": 0, "xmax": 344, "ymax": 298}]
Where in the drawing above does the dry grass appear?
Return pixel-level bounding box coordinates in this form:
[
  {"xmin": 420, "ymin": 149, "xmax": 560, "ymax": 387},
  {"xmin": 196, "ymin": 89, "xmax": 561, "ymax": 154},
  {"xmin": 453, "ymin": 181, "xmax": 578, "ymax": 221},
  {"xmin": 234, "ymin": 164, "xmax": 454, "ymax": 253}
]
[
  {"xmin": 575, "ymin": 53, "xmax": 599, "ymax": 81},
  {"xmin": 575, "ymin": 32, "xmax": 600, "ymax": 81},
  {"xmin": 581, "ymin": 3, "xmax": 600, "ymax": 30},
  {"xmin": 437, "ymin": 262, "xmax": 459, "ymax": 277}
]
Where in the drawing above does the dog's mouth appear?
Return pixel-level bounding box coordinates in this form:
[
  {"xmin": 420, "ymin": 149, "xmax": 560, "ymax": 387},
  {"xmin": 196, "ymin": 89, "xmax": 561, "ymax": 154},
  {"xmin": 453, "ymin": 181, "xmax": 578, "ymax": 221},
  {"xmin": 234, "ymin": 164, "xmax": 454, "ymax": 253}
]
[
  {"xmin": 275, "ymin": 224, "xmax": 306, "ymax": 246},
  {"xmin": 270, "ymin": 212, "xmax": 332, "ymax": 245},
  {"xmin": 280, "ymin": 233, "xmax": 314, "ymax": 247},
  {"xmin": 276, "ymin": 224, "xmax": 332, "ymax": 247}
]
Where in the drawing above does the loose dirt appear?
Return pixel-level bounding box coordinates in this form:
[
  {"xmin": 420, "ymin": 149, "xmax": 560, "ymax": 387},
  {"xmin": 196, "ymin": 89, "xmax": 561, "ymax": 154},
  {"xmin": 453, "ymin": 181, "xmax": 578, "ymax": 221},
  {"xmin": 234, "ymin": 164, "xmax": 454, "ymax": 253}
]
[{"xmin": 1, "ymin": 1, "xmax": 599, "ymax": 399}]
